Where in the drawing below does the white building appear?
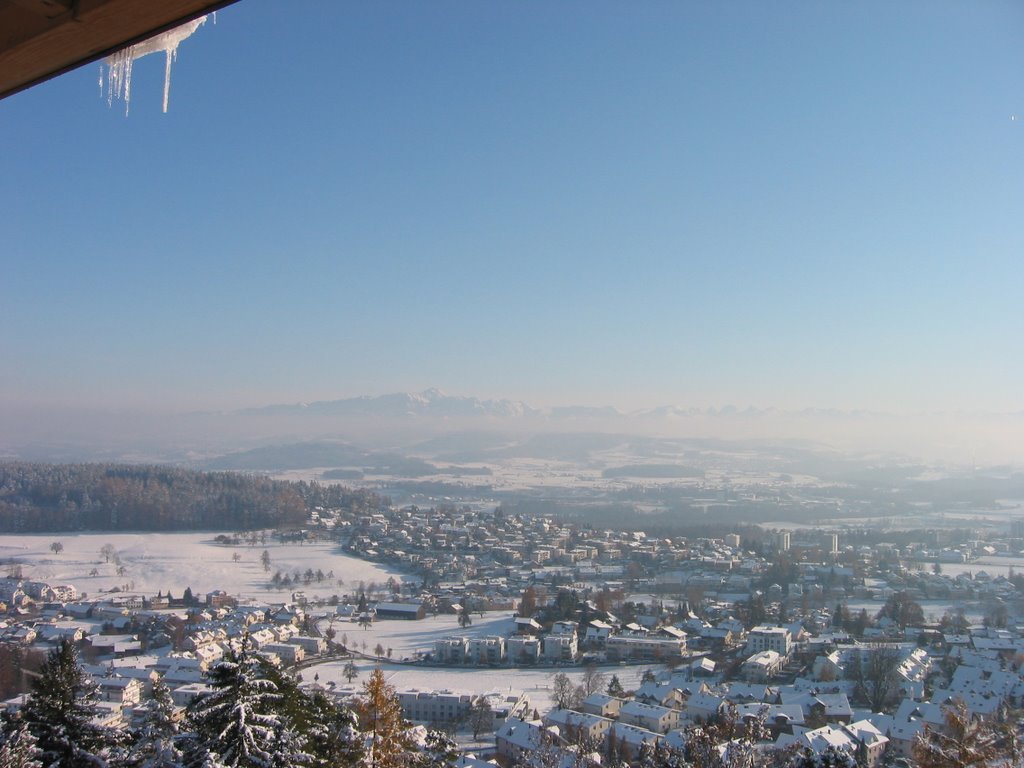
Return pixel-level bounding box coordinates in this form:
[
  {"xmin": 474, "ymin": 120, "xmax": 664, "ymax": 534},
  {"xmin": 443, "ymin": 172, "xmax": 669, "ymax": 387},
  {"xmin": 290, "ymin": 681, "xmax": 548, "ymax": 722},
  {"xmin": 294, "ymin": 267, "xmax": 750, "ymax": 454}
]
[
  {"xmin": 746, "ymin": 626, "xmax": 792, "ymax": 657},
  {"xmin": 542, "ymin": 633, "xmax": 578, "ymax": 662}
]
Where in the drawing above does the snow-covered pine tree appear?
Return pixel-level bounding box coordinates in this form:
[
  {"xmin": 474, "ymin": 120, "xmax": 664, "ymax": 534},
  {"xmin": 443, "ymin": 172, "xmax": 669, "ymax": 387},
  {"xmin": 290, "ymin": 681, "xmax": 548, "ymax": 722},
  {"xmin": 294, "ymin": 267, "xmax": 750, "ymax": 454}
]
[
  {"xmin": 187, "ymin": 646, "xmax": 283, "ymax": 768},
  {"xmin": 787, "ymin": 745, "xmax": 857, "ymax": 767},
  {"xmin": 418, "ymin": 729, "xmax": 457, "ymax": 768},
  {"xmin": 293, "ymin": 688, "xmax": 363, "ymax": 767},
  {"xmin": 19, "ymin": 637, "xmax": 116, "ymax": 767},
  {"xmin": 126, "ymin": 674, "xmax": 183, "ymax": 768},
  {"xmin": 0, "ymin": 716, "xmax": 43, "ymax": 768}
]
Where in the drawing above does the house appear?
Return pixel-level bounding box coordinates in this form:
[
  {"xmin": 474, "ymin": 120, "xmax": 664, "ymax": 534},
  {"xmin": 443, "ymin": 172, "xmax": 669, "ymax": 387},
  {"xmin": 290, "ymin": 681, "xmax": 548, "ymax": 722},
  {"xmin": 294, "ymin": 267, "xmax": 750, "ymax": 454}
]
[
  {"xmin": 513, "ymin": 617, "xmax": 542, "ymax": 634},
  {"xmin": 634, "ymin": 680, "xmax": 685, "ymax": 709},
  {"xmin": 261, "ymin": 642, "xmax": 303, "ymax": 664},
  {"xmin": 583, "ymin": 621, "xmax": 613, "ymax": 649},
  {"xmin": 169, "ymin": 682, "xmax": 213, "ymax": 707},
  {"xmin": 96, "ymin": 676, "xmax": 143, "ymax": 705},
  {"xmin": 741, "ymin": 650, "xmax": 784, "ymax": 682},
  {"xmin": 618, "ymin": 700, "xmax": 679, "ymax": 734},
  {"xmin": 682, "ymin": 690, "xmax": 726, "ymax": 724},
  {"xmin": 495, "ymin": 718, "xmax": 546, "ymax": 767},
  {"xmin": 779, "ymin": 692, "xmax": 853, "ymax": 724},
  {"xmin": 607, "ymin": 723, "xmax": 661, "ymax": 763},
  {"xmin": 582, "ymin": 693, "xmax": 624, "ymax": 719},
  {"xmin": 206, "ymin": 590, "xmax": 236, "ymax": 609},
  {"xmin": 289, "ymin": 635, "xmax": 327, "ymax": 655},
  {"xmin": 544, "ymin": 709, "xmax": 613, "ymax": 743}
]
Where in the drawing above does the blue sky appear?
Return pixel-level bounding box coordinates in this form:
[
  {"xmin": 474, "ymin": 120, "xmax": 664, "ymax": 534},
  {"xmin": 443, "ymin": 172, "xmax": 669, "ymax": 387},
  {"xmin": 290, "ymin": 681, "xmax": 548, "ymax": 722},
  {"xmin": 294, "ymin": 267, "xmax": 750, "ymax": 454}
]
[{"xmin": 2, "ymin": 0, "xmax": 1023, "ymax": 414}]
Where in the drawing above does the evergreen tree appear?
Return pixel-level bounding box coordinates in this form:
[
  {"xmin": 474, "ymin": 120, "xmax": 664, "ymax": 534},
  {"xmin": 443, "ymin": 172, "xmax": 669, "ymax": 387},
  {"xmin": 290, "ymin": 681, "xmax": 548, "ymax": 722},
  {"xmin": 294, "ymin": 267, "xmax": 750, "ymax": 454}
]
[
  {"xmin": 788, "ymin": 745, "xmax": 857, "ymax": 767},
  {"xmin": 832, "ymin": 602, "xmax": 845, "ymax": 630},
  {"xmin": 304, "ymin": 693, "xmax": 363, "ymax": 768},
  {"xmin": 187, "ymin": 647, "xmax": 283, "ymax": 768},
  {"xmin": 419, "ymin": 730, "xmax": 457, "ymax": 768},
  {"xmin": 20, "ymin": 638, "xmax": 115, "ymax": 767},
  {"xmin": 0, "ymin": 716, "xmax": 43, "ymax": 768},
  {"xmin": 606, "ymin": 675, "xmax": 626, "ymax": 698},
  {"xmin": 126, "ymin": 675, "xmax": 182, "ymax": 768}
]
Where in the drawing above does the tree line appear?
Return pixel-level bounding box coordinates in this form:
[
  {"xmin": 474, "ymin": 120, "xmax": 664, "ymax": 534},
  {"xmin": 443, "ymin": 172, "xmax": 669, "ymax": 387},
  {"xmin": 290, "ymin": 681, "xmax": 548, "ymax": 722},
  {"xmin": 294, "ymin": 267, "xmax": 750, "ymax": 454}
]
[{"xmin": 0, "ymin": 462, "xmax": 387, "ymax": 532}]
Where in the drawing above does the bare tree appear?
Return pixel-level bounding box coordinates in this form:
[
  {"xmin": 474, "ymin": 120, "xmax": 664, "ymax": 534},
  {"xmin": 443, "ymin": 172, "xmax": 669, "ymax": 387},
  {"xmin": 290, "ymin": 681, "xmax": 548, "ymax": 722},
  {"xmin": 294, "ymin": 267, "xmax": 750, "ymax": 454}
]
[
  {"xmin": 848, "ymin": 644, "xmax": 902, "ymax": 712},
  {"xmin": 551, "ymin": 672, "xmax": 576, "ymax": 710},
  {"xmin": 580, "ymin": 662, "xmax": 606, "ymax": 697},
  {"xmin": 468, "ymin": 697, "xmax": 493, "ymax": 739}
]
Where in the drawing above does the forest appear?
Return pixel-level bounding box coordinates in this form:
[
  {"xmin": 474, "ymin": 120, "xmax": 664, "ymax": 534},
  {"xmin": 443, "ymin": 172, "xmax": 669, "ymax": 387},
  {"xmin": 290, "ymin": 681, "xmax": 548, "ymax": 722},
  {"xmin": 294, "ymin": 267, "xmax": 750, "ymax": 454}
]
[{"xmin": 0, "ymin": 463, "xmax": 387, "ymax": 533}]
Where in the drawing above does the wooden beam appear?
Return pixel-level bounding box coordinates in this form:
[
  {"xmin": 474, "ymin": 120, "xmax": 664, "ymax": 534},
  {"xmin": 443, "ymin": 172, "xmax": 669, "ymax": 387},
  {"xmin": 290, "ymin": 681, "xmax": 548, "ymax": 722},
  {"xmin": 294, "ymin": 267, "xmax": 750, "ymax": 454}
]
[{"xmin": 0, "ymin": 0, "xmax": 241, "ymax": 101}]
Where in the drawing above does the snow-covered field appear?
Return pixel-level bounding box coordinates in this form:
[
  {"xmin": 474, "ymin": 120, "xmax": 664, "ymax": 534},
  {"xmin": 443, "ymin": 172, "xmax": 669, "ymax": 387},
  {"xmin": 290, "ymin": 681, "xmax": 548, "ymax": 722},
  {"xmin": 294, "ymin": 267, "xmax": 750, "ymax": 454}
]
[
  {"xmin": 0, "ymin": 532, "xmax": 406, "ymax": 602},
  {"xmin": 307, "ymin": 612, "xmax": 659, "ymax": 710},
  {"xmin": 319, "ymin": 612, "xmax": 517, "ymax": 659},
  {"xmin": 306, "ymin": 656, "xmax": 655, "ymax": 712}
]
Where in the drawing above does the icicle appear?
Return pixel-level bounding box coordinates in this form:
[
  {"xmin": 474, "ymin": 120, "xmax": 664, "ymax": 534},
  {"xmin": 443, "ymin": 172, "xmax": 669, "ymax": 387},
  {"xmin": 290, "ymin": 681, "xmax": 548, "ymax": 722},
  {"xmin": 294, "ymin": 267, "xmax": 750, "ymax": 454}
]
[{"xmin": 101, "ymin": 16, "xmax": 207, "ymax": 114}]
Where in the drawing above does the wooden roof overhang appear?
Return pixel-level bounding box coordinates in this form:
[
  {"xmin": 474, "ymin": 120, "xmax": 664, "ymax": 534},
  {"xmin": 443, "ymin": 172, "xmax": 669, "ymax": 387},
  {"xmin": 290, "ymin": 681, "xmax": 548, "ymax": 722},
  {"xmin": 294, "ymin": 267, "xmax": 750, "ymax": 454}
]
[{"xmin": 0, "ymin": 0, "xmax": 239, "ymax": 101}]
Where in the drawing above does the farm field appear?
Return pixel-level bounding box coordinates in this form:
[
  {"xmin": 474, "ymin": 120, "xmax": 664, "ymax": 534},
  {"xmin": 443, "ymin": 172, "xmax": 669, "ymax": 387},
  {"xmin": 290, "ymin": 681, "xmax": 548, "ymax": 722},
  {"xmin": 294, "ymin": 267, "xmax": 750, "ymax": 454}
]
[{"xmin": 0, "ymin": 532, "xmax": 406, "ymax": 603}]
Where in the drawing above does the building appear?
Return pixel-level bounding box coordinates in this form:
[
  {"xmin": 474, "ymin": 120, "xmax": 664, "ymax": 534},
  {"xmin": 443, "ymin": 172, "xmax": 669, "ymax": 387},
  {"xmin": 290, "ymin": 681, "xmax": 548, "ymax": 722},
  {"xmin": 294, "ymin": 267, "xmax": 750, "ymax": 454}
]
[
  {"xmin": 542, "ymin": 632, "xmax": 578, "ymax": 662},
  {"xmin": 495, "ymin": 718, "xmax": 546, "ymax": 767},
  {"xmin": 261, "ymin": 642, "xmax": 304, "ymax": 664},
  {"xmin": 398, "ymin": 689, "xmax": 475, "ymax": 724},
  {"xmin": 741, "ymin": 650, "xmax": 784, "ymax": 682},
  {"xmin": 374, "ymin": 602, "xmax": 426, "ymax": 620},
  {"xmin": 582, "ymin": 693, "xmax": 624, "ymax": 719},
  {"xmin": 468, "ymin": 636, "xmax": 506, "ymax": 665},
  {"xmin": 746, "ymin": 626, "xmax": 792, "ymax": 657},
  {"xmin": 434, "ymin": 637, "xmax": 468, "ymax": 664},
  {"xmin": 543, "ymin": 709, "xmax": 613, "ymax": 742},
  {"xmin": 775, "ymin": 532, "xmax": 791, "ymax": 552},
  {"xmin": 507, "ymin": 635, "xmax": 540, "ymax": 664},
  {"xmin": 606, "ymin": 634, "xmax": 686, "ymax": 663},
  {"xmin": 619, "ymin": 700, "xmax": 679, "ymax": 733}
]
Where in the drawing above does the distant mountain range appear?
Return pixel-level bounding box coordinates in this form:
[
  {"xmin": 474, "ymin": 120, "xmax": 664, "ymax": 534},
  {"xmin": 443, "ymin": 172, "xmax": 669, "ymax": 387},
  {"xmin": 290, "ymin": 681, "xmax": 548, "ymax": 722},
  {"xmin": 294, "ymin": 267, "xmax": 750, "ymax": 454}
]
[
  {"xmin": 3, "ymin": 389, "xmax": 1019, "ymax": 467},
  {"xmin": 237, "ymin": 388, "xmax": 538, "ymax": 420},
  {"xmin": 233, "ymin": 388, "xmax": 896, "ymax": 422}
]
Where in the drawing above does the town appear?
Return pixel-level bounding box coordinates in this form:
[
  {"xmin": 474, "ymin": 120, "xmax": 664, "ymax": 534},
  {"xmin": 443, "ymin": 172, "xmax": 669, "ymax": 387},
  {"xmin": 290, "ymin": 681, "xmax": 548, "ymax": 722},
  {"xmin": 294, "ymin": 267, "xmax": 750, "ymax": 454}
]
[{"xmin": 3, "ymin": 500, "xmax": 1024, "ymax": 766}]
